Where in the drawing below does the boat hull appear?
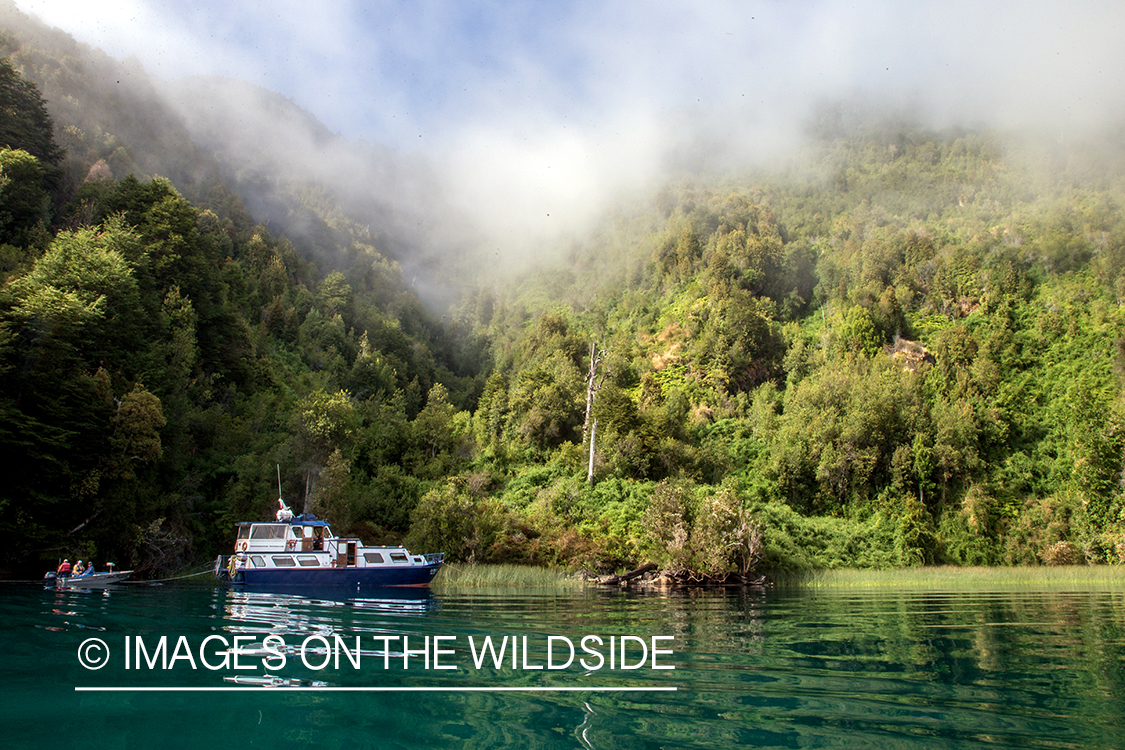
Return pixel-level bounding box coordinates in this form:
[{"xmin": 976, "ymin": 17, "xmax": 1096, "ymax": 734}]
[
  {"xmin": 234, "ymin": 562, "xmax": 441, "ymax": 588},
  {"xmin": 52, "ymin": 571, "xmax": 132, "ymax": 588}
]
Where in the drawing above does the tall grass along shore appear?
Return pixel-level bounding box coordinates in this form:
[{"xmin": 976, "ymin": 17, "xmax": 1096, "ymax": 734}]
[
  {"xmin": 433, "ymin": 564, "xmax": 581, "ymax": 589},
  {"xmin": 781, "ymin": 565, "xmax": 1125, "ymax": 590}
]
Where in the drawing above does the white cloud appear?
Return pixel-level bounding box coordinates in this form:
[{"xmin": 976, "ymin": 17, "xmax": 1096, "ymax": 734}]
[
  {"xmin": 12, "ymin": 0, "xmax": 1125, "ymax": 272},
  {"xmin": 18, "ymin": 0, "xmax": 1125, "ymax": 143}
]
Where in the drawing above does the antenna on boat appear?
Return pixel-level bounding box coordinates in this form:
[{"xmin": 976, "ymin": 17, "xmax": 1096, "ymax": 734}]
[{"xmin": 275, "ymin": 464, "xmax": 294, "ymax": 521}]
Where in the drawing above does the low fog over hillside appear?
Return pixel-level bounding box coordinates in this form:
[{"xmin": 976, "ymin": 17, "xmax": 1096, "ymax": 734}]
[{"xmin": 8, "ymin": 0, "xmax": 1125, "ymax": 300}]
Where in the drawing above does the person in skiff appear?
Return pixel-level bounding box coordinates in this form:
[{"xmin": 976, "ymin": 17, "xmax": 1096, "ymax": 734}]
[
  {"xmin": 56, "ymin": 559, "xmax": 71, "ymax": 577},
  {"xmin": 73, "ymin": 560, "xmax": 85, "ymax": 576}
]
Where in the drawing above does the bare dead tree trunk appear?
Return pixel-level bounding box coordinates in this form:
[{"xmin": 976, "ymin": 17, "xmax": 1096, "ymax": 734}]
[
  {"xmin": 582, "ymin": 342, "xmax": 598, "ymax": 444},
  {"xmin": 583, "ymin": 342, "xmax": 609, "ymax": 485},
  {"xmin": 587, "ymin": 418, "xmax": 598, "ymax": 483},
  {"xmin": 304, "ymin": 471, "xmax": 313, "ymax": 515}
]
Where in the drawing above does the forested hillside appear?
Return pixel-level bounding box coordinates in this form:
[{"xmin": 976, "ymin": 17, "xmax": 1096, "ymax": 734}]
[
  {"xmin": 438, "ymin": 125, "xmax": 1125, "ymax": 572},
  {"xmin": 0, "ymin": 5, "xmax": 1122, "ymax": 576}
]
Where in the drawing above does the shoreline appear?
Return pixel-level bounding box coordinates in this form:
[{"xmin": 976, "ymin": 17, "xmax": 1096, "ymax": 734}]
[
  {"xmin": 435, "ymin": 562, "xmax": 1125, "ymax": 590},
  {"xmin": 772, "ymin": 564, "xmax": 1125, "ymax": 590}
]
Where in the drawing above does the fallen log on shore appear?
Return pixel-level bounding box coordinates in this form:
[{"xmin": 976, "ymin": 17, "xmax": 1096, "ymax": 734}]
[
  {"xmin": 595, "ymin": 563, "xmax": 767, "ymax": 588},
  {"xmin": 598, "ymin": 562, "xmax": 657, "ymax": 585}
]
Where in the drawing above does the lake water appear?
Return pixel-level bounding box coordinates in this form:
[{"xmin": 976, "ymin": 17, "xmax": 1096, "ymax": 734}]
[{"xmin": 2, "ymin": 580, "xmax": 1123, "ymax": 748}]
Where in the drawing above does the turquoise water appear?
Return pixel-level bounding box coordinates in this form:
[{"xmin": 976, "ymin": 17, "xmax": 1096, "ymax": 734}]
[{"xmin": 2, "ymin": 581, "xmax": 1124, "ymax": 748}]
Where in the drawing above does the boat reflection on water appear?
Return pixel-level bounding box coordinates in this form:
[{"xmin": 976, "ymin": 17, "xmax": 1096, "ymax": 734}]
[
  {"xmin": 222, "ymin": 674, "xmax": 330, "ymax": 688},
  {"xmin": 226, "ymin": 584, "xmax": 438, "ymax": 611},
  {"xmin": 219, "ymin": 585, "xmax": 441, "ymax": 686},
  {"xmin": 223, "ymin": 585, "xmax": 439, "ymax": 638}
]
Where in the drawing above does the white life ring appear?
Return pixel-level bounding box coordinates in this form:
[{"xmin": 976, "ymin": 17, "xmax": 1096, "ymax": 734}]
[{"xmin": 240, "ymin": 541, "xmax": 248, "ymax": 552}]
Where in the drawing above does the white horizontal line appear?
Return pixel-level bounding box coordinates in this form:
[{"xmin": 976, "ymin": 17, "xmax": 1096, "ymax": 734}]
[{"xmin": 76, "ymin": 686, "xmax": 678, "ymax": 693}]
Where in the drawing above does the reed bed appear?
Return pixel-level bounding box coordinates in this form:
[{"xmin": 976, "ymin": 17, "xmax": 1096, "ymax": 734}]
[
  {"xmin": 436, "ymin": 563, "xmax": 1125, "ymax": 590},
  {"xmin": 779, "ymin": 565, "xmax": 1125, "ymax": 590},
  {"xmin": 433, "ymin": 563, "xmax": 582, "ymax": 589}
]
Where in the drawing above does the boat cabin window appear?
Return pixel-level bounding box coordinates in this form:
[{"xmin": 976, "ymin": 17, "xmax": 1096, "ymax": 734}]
[
  {"xmin": 251, "ymin": 525, "xmax": 288, "ymax": 539},
  {"xmin": 296, "ymin": 556, "xmax": 320, "ymax": 567},
  {"xmin": 272, "ymin": 556, "xmax": 296, "ymax": 567},
  {"xmin": 389, "ymin": 552, "xmax": 408, "ymax": 563},
  {"xmin": 250, "ymin": 556, "xmax": 265, "ymax": 567},
  {"xmin": 363, "ymin": 552, "xmax": 384, "ymax": 564},
  {"xmin": 237, "ymin": 526, "xmax": 251, "ymax": 539}
]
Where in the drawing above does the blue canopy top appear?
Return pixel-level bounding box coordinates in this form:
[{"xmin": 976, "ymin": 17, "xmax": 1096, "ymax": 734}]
[
  {"xmin": 289, "ymin": 514, "xmax": 329, "ymax": 526},
  {"xmin": 235, "ymin": 514, "xmax": 330, "ymax": 527}
]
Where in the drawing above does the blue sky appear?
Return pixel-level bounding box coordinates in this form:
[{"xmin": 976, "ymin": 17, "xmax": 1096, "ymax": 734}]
[
  {"xmin": 12, "ymin": 1, "xmax": 1125, "ymax": 254},
  {"xmin": 15, "ymin": 1, "xmax": 630, "ymax": 146}
]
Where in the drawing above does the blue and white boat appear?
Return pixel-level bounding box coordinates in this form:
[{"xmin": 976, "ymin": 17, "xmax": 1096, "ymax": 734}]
[{"xmin": 214, "ymin": 495, "xmax": 444, "ymax": 589}]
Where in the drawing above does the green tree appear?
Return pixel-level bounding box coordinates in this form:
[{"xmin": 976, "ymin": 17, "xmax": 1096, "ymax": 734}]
[
  {"xmin": 0, "ymin": 148, "xmax": 50, "ymax": 249},
  {"xmin": 0, "ymin": 58, "xmax": 63, "ymax": 179},
  {"xmin": 113, "ymin": 382, "xmax": 166, "ymax": 465},
  {"xmin": 405, "ymin": 475, "xmax": 514, "ymax": 563},
  {"xmin": 292, "ymin": 388, "xmax": 358, "ymax": 469}
]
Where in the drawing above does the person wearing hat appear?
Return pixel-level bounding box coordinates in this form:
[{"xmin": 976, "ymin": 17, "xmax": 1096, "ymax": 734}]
[
  {"xmin": 73, "ymin": 560, "xmax": 85, "ymax": 576},
  {"xmin": 56, "ymin": 559, "xmax": 71, "ymax": 577}
]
